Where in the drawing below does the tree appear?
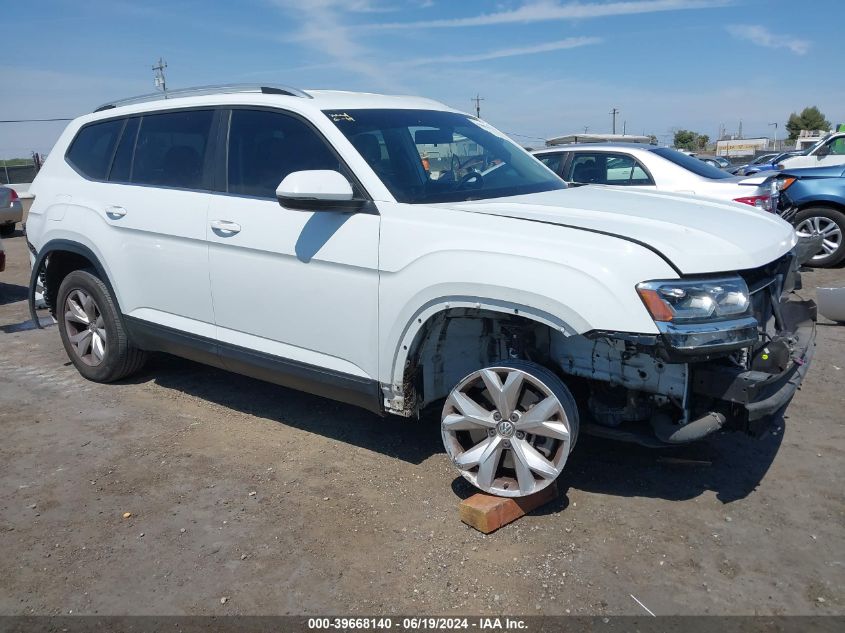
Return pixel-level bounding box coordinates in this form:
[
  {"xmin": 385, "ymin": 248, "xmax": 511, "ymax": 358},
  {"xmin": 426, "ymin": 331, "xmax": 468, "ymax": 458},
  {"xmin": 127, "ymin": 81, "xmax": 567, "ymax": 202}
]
[
  {"xmin": 647, "ymin": 134, "xmax": 658, "ymax": 145},
  {"xmin": 673, "ymin": 129, "xmax": 708, "ymax": 151},
  {"xmin": 785, "ymin": 106, "xmax": 831, "ymax": 140}
]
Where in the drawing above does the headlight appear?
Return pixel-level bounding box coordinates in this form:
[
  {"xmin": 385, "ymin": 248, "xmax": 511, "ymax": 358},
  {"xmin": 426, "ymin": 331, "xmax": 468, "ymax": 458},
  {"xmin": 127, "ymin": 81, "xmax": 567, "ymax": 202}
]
[
  {"xmin": 776, "ymin": 177, "xmax": 796, "ymax": 192},
  {"xmin": 636, "ymin": 277, "xmax": 751, "ymax": 323}
]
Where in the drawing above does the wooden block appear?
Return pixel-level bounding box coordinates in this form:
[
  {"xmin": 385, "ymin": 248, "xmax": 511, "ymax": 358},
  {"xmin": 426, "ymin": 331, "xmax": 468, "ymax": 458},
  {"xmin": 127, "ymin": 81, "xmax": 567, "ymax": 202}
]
[{"xmin": 459, "ymin": 483, "xmax": 558, "ymax": 533}]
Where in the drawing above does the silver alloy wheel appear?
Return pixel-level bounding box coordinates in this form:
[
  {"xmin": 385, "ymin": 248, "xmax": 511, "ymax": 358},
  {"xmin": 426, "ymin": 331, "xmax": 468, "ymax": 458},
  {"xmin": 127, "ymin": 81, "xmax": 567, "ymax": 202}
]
[
  {"xmin": 441, "ymin": 366, "xmax": 573, "ymax": 497},
  {"xmin": 796, "ymin": 216, "xmax": 843, "ymax": 260},
  {"xmin": 63, "ymin": 288, "xmax": 107, "ymax": 366}
]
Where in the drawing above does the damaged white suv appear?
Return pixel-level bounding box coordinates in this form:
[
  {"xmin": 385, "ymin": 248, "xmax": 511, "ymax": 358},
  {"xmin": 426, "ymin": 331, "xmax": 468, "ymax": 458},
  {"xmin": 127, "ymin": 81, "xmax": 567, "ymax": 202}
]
[{"xmin": 26, "ymin": 85, "xmax": 816, "ymax": 497}]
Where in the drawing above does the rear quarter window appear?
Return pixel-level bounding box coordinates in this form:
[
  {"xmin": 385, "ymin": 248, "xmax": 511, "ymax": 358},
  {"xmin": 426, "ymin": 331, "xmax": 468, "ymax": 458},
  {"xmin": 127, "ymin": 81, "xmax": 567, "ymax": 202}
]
[{"xmin": 66, "ymin": 119, "xmax": 124, "ymax": 180}]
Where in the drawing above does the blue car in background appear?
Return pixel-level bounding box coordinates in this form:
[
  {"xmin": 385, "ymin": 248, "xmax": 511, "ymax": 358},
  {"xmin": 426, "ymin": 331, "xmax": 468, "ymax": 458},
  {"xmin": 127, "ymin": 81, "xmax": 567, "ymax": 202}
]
[
  {"xmin": 736, "ymin": 151, "xmax": 805, "ymax": 176},
  {"xmin": 776, "ymin": 164, "xmax": 845, "ymax": 267}
]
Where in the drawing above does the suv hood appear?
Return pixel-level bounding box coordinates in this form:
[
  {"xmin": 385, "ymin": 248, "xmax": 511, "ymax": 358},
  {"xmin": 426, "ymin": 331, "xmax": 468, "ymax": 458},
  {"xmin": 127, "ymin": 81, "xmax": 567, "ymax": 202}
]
[{"xmin": 440, "ymin": 186, "xmax": 796, "ymax": 275}]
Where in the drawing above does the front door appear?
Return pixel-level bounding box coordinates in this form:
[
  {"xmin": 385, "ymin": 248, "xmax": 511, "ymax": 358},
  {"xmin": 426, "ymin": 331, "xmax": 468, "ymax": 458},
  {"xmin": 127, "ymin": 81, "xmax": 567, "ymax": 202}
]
[{"xmin": 207, "ymin": 108, "xmax": 380, "ymax": 391}]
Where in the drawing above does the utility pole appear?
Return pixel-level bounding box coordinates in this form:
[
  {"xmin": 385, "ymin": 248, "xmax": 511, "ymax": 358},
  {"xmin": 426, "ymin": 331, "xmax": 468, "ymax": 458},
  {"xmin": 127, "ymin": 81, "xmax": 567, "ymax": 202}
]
[
  {"xmin": 610, "ymin": 107, "xmax": 620, "ymax": 134},
  {"xmin": 622, "ymin": 120, "xmax": 627, "ymax": 136},
  {"xmin": 769, "ymin": 122, "xmax": 778, "ymax": 149},
  {"xmin": 471, "ymin": 94, "xmax": 485, "ymax": 119},
  {"xmin": 153, "ymin": 57, "xmax": 168, "ymax": 98},
  {"xmin": 583, "ymin": 126, "xmax": 589, "ymax": 134},
  {"xmin": 738, "ymin": 119, "xmax": 743, "ymax": 139}
]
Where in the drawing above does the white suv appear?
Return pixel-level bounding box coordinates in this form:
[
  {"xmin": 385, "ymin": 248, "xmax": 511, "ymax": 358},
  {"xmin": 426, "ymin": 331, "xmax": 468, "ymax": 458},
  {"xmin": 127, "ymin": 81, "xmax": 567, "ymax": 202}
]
[{"xmin": 26, "ymin": 85, "xmax": 816, "ymax": 498}]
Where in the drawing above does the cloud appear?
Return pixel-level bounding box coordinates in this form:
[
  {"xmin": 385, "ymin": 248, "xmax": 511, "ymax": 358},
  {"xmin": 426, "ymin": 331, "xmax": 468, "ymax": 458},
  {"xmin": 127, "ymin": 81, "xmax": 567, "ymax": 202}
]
[
  {"xmin": 405, "ymin": 36, "xmax": 601, "ymax": 65},
  {"xmin": 725, "ymin": 24, "xmax": 810, "ymax": 55},
  {"xmin": 268, "ymin": 0, "xmax": 401, "ymax": 89},
  {"xmin": 365, "ymin": 0, "xmax": 730, "ymax": 30}
]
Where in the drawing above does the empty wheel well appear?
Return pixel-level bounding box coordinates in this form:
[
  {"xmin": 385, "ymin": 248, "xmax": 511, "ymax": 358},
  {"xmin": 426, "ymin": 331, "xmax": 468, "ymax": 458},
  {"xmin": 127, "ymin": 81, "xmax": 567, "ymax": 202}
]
[
  {"xmin": 42, "ymin": 251, "xmax": 98, "ymax": 317},
  {"xmin": 404, "ymin": 308, "xmax": 557, "ymax": 411}
]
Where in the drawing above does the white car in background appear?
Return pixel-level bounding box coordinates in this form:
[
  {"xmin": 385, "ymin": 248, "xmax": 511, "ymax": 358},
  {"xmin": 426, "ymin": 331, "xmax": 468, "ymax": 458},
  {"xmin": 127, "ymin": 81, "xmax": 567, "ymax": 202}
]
[
  {"xmin": 777, "ymin": 132, "xmax": 845, "ymax": 170},
  {"xmin": 533, "ymin": 143, "xmax": 777, "ymax": 211}
]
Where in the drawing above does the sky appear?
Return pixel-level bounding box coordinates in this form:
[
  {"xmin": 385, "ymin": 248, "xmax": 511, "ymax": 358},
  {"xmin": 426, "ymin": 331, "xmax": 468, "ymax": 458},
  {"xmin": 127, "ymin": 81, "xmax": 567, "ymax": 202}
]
[{"xmin": 2, "ymin": 0, "xmax": 844, "ymax": 158}]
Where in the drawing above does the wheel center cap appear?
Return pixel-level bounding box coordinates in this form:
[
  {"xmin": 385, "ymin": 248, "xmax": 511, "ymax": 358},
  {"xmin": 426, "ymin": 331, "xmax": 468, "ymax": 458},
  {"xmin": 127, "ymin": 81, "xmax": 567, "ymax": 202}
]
[{"xmin": 496, "ymin": 420, "xmax": 515, "ymax": 438}]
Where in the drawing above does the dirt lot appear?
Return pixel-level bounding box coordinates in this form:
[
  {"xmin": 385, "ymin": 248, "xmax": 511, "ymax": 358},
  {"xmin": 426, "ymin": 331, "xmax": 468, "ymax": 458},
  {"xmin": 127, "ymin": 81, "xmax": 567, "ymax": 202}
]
[{"xmin": 0, "ymin": 229, "xmax": 843, "ymax": 616}]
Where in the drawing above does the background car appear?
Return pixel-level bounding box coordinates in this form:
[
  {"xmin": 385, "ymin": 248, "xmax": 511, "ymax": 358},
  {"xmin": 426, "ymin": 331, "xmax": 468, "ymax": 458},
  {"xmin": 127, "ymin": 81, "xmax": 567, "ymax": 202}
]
[
  {"xmin": 779, "ymin": 132, "xmax": 845, "ymax": 170},
  {"xmin": 697, "ymin": 154, "xmax": 732, "ymax": 170},
  {"xmin": 775, "ymin": 164, "xmax": 845, "ymax": 267},
  {"xmin": 734, "ymin": 151, "xmax": 804, "ymax": 176},
  {"xmin": 533, "ymin": 143, "xmax": 777, "ymax": 211},
  {"xmin": 0, "ymin": 186, "xmax": 23, "ymax": 236}
]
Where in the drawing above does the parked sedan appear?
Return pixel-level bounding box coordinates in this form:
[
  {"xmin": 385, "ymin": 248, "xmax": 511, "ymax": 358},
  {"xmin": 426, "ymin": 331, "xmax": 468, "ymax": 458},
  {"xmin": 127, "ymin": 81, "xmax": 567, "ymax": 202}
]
[
  {"xmin": 533, "ymin": 143, "xmax": 776, "ymax": 211},
  {"xmin": 0, "ymin": 186, "xmax": 23, "ymax": 236},
  {"xmin": 775, "ymin": 164, "xmax": 845, "ymax": 267},
  {"xmin": 697, "ymin": 154, "xmax": 732, "ymax": 170}
]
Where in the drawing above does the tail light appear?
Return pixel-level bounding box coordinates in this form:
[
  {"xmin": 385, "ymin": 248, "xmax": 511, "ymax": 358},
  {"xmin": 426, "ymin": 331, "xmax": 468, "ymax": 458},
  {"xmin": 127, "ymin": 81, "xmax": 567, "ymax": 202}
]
[
  {"xmin": 7, "ymin": 188, "xmax": 18, "ymax": 201},
  {"xmin": 733, "ymin": 194, "xmax": 773, "ymax": 212}
]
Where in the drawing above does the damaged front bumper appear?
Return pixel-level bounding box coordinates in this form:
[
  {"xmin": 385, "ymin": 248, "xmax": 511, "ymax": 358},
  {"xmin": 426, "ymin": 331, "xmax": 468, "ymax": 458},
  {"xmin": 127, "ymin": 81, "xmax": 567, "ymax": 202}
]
[{"xmin": 690, "ymin": 298, "xmax": 816, "ymax": 436}]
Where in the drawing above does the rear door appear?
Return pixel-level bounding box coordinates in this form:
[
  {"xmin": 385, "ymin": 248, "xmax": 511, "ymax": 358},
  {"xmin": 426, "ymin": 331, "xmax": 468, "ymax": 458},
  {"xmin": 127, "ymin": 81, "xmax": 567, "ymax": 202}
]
[
  {"xmin": 68, "ymin": 110, "xmax": 218, "ymax": 339},
  {"xmin": 564, "ymin": 151, "xmax": 656, "ymax": 189},
  {"xmin": 206, "ymin": 107, "xmax": 380, "ymax": 387}
]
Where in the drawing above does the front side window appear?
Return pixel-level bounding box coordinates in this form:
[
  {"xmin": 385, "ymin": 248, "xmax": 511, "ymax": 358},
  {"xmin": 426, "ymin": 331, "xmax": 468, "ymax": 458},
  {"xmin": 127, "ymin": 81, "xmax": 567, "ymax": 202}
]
[
  {"xmin": 66, "ymin": 119, "xmax": 124, "ymax": 180},
  {"xmin": 566, "ymin": 152, "xmax": 653, "ymax": 186},
  {"xmin": 226, "ymin": 109, "xmax": 342, "ymax": 198},
  {"xmin": 826, "ymin": 136, "xmax": 845, "ymax": 155},
  {"xmin": 324, "ymin": 109, "xmax": 565, "ymax": 204},
  {"xmin": 132, "ymin": 110, "xmax": 214, "ymax": 189}
]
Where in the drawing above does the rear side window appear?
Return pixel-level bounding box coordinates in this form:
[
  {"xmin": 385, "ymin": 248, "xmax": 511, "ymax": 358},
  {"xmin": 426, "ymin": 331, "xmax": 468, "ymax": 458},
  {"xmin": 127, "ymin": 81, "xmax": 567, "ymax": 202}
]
[
  {"xmin": 537, "ymin": 153, "xmax": 564, "ymax": 175},
  {"xmin": 567, "ymin": 152, "xmax": 653, "ymax": 185},
  {"xmin": 108, "ymin": 117, "xmax": 140, "ymax": 182},
  {"xmin": 132, "ymin": 110, "xmax": 214, "ymax": 189},
  {"xmin": 66, "ymin": 119, "xmax": 124, "ymax": 180},
  {"xmin": 227, "ymin": 109, "xmax": 342, "ymax": 198}
]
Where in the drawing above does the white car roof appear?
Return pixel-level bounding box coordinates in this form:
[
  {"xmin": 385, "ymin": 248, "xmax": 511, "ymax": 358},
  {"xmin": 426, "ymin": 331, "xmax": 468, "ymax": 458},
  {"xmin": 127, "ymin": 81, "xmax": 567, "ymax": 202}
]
[
  {"xmin": 533, "ymin": 143, "xmax": 657, "ymax": 155},
  {"xmin": 85, "ymin": 84, "xmax": 456, "ymax": 124}
]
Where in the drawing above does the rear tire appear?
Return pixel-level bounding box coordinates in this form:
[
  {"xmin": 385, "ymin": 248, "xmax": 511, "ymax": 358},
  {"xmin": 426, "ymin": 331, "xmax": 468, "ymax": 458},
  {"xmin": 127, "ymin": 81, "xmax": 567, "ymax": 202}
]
[
  {"xmin": 793, "ymin": 207, "xmax": 845, "ymax": 268},
  {"xmin": 57, "ymin": 269, "xmax": 147, "ymax": 382},
  {"xmin": 0, "ymin": 222, "xmax": 14, "ymax": 237}
]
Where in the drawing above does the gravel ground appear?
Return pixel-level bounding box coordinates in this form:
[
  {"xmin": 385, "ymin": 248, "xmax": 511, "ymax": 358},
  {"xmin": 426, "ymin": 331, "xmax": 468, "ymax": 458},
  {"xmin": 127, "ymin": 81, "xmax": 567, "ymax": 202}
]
[{"xmin": 0, "ymin": 229, "xmax": 843, "ymax": 616}]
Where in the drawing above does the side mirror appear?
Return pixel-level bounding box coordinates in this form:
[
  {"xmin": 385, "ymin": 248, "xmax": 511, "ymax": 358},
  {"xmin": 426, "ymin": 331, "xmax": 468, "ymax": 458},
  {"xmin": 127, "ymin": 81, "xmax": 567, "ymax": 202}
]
[
  {"xmin": 276, "ymin": 170, "xmax": 367, "ymax": 212},
  {"xmin": 816, "ymin": 144, "xmax": 830, "ymax": 157}
]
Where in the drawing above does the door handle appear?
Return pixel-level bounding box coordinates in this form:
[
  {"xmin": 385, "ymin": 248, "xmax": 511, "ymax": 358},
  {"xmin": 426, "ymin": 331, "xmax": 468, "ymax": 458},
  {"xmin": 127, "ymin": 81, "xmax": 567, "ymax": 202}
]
[
  {"xmin": 105, "ymin": 205, "xmax": 127, "ymax": 219},
  {"xmin": 210, "ymin": 219, "xmax": 242, "ymax": 235}
]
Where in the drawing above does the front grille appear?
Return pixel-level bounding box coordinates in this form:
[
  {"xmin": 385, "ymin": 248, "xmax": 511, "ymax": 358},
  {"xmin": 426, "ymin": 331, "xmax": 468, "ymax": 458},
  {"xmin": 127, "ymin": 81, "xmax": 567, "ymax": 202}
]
[{"xmin": 738, "ymin": 250, "xmax": 796, "ymax": 340}]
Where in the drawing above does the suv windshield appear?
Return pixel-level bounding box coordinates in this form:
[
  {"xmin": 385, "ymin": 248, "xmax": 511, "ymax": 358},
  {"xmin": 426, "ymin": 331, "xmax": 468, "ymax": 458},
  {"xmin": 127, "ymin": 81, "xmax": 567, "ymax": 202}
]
[
  {"xmin": 650, "ymin": 147, "xmax": 733, "ymax": 179},
  {"xmin": 323, "ymin": 109, "xmax": 565, "ymax": 203}
]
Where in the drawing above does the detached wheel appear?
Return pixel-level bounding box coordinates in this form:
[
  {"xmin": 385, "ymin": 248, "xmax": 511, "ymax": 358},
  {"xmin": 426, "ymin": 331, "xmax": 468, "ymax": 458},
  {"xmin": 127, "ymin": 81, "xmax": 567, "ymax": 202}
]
[
  {"xmin": 57, "ymin": 269, "xmax": 147, "ymax": 382},
  {"xmin": 441, "ymin": 360, "xmax": 579, "ymax": 498},
  {"xmin": 794, "ymin": 207, "xmax": 845, "ymax": 268}
]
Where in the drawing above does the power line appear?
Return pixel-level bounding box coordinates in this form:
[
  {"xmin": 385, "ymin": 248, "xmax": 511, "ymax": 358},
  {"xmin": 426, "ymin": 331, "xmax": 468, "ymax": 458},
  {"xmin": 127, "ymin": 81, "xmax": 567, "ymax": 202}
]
[{"xmin": 0, "ymin": 118, "xmax": 73, "ymax": 123}]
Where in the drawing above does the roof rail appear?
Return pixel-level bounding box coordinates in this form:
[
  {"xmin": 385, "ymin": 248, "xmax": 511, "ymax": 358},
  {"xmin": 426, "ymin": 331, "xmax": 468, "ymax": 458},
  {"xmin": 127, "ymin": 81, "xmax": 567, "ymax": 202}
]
[{"xmin": 94, "ymin": 83, "xmax": 312, "ymax": 112}]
